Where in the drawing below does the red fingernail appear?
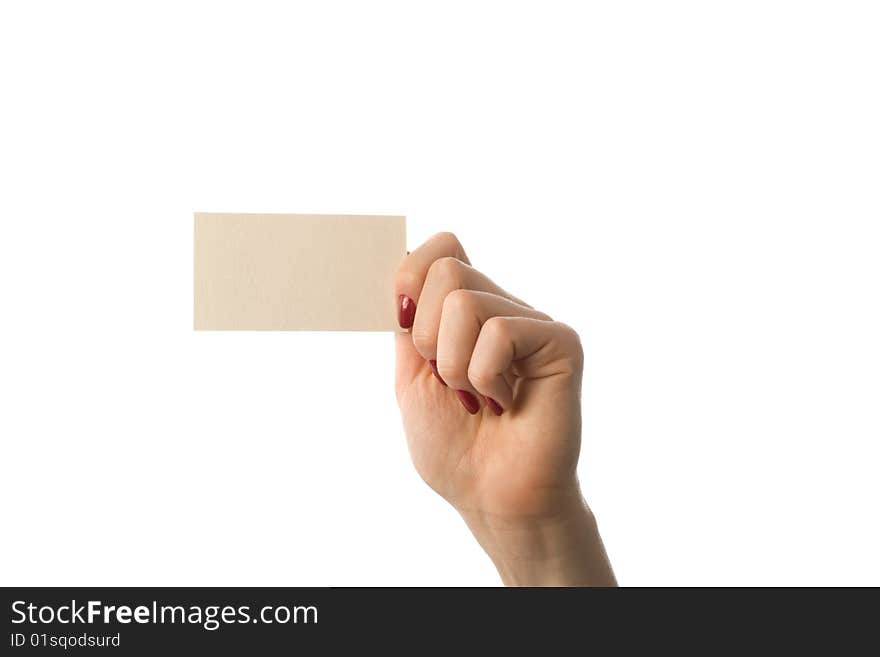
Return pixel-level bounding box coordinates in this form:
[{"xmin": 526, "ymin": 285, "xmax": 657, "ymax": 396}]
[
  {"xmin": 398, "ymin": 295, "xmax": 415, "ymax": 329},
  {"xmin": 428, "ymin": 360, "xmax": 447, "ymax": 386},
  {"xmin": 485, "ymin": 397, "xmax": 504, "ymax": 416},
  {"xmin": 455, "ymin": 390, "xmax": 481, "ymax": 414}
]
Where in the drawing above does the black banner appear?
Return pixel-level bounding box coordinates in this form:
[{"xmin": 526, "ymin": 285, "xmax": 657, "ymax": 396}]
[{"xmin": 1, "ymin": 587, "xmax": 875, "ymax": 653}]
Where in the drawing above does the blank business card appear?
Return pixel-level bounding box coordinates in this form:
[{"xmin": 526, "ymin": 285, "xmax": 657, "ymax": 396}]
[{"xmin": 194, "ymin": 213, "xmax": 406, "ymax": 331}]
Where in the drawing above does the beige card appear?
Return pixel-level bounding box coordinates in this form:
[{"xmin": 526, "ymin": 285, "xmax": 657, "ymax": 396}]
[{"xmin": 194, "ymin": 213, "xmax": 406, "ymax": 331}]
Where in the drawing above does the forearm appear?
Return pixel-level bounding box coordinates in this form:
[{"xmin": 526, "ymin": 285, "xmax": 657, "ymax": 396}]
[{"xmin": 460, "ymin": 495, "xmax": 617, "ymax": 587}]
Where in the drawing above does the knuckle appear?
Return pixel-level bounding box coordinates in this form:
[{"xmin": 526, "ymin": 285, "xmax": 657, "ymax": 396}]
[
  {"xmin": 467, "ymin": 363, "xmax": 495, "ymax": 390},
  {"xmin": 554, "ymin": 322, "xmax": 584, "ymax": 365},
  {"xmin": 442, "ymin": 288, "xmax": 477, "ymax": 315},
  {"xmin": 436, "ymin": 359, "xmax": 467, "ymax": 386},
  {"xmin": 427, "ymin": 255, "xmax": 465, "ymax": 286},
  {"xmin": 482, "ymin": 316, "xmax": 511, "ymax": 343},
  {"xmin": 432, "ymin": 231, "xmax": 463, "ymax": 253},
  {"xmin": 394, "ymin": 269, "xmax": 420, "ymax": 295},
  {"xmin": 410, "ymin": 326, "xmax": 437, "ymax": 355}
]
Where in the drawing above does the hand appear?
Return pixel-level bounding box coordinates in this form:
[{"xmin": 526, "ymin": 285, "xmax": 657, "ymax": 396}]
[{"xmin": 394, "ymin": 232, "xmax": 615, "ymax": 586}]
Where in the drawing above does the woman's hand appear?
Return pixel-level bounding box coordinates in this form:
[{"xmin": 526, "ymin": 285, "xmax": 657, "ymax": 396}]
[{"xmin": 394, "ymin": 232, "xmax": 615, "ymax": 586}]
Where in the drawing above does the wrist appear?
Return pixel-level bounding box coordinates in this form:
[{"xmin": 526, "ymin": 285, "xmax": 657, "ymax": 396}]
[{"xmin": 459, "ymin": 491, "xmax": 616, "ymax": 587}]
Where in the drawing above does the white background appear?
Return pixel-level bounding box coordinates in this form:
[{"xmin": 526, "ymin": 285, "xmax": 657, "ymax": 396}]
[{"xmin": 1, "ymin": 1, "xmax": 878, "ymax": 586}]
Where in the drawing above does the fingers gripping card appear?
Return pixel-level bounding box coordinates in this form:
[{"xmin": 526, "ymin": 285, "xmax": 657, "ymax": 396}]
[{"xmin": 194, "ymin": 213, "xmax": 406, "ymax": 331}]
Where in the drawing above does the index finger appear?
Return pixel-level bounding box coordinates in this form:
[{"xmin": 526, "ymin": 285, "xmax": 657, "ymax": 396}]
[{"xmin": 394, "ymin": 232, "xmax": 470, "ymax": 328}]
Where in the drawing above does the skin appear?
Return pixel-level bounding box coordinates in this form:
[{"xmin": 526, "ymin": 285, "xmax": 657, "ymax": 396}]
[{"xmin": 395, "ymin": 232, "xmax": 616, "ymax": 586}]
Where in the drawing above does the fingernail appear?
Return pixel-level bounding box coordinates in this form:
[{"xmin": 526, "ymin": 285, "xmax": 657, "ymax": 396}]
[
  {"xmin": 455, "ymin": 390, "xmax": 481, "ymax": 414},
  {"xmin": 428, "ymin": 360, "xmax": 447, "ymax": 386},
  {"xmin": 484, "ymin": 397, "xmax": 504, "ymax": 416},
  {"xmin": 398, "ymin": 295, "xmax": 415, "ymax": 329}
]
